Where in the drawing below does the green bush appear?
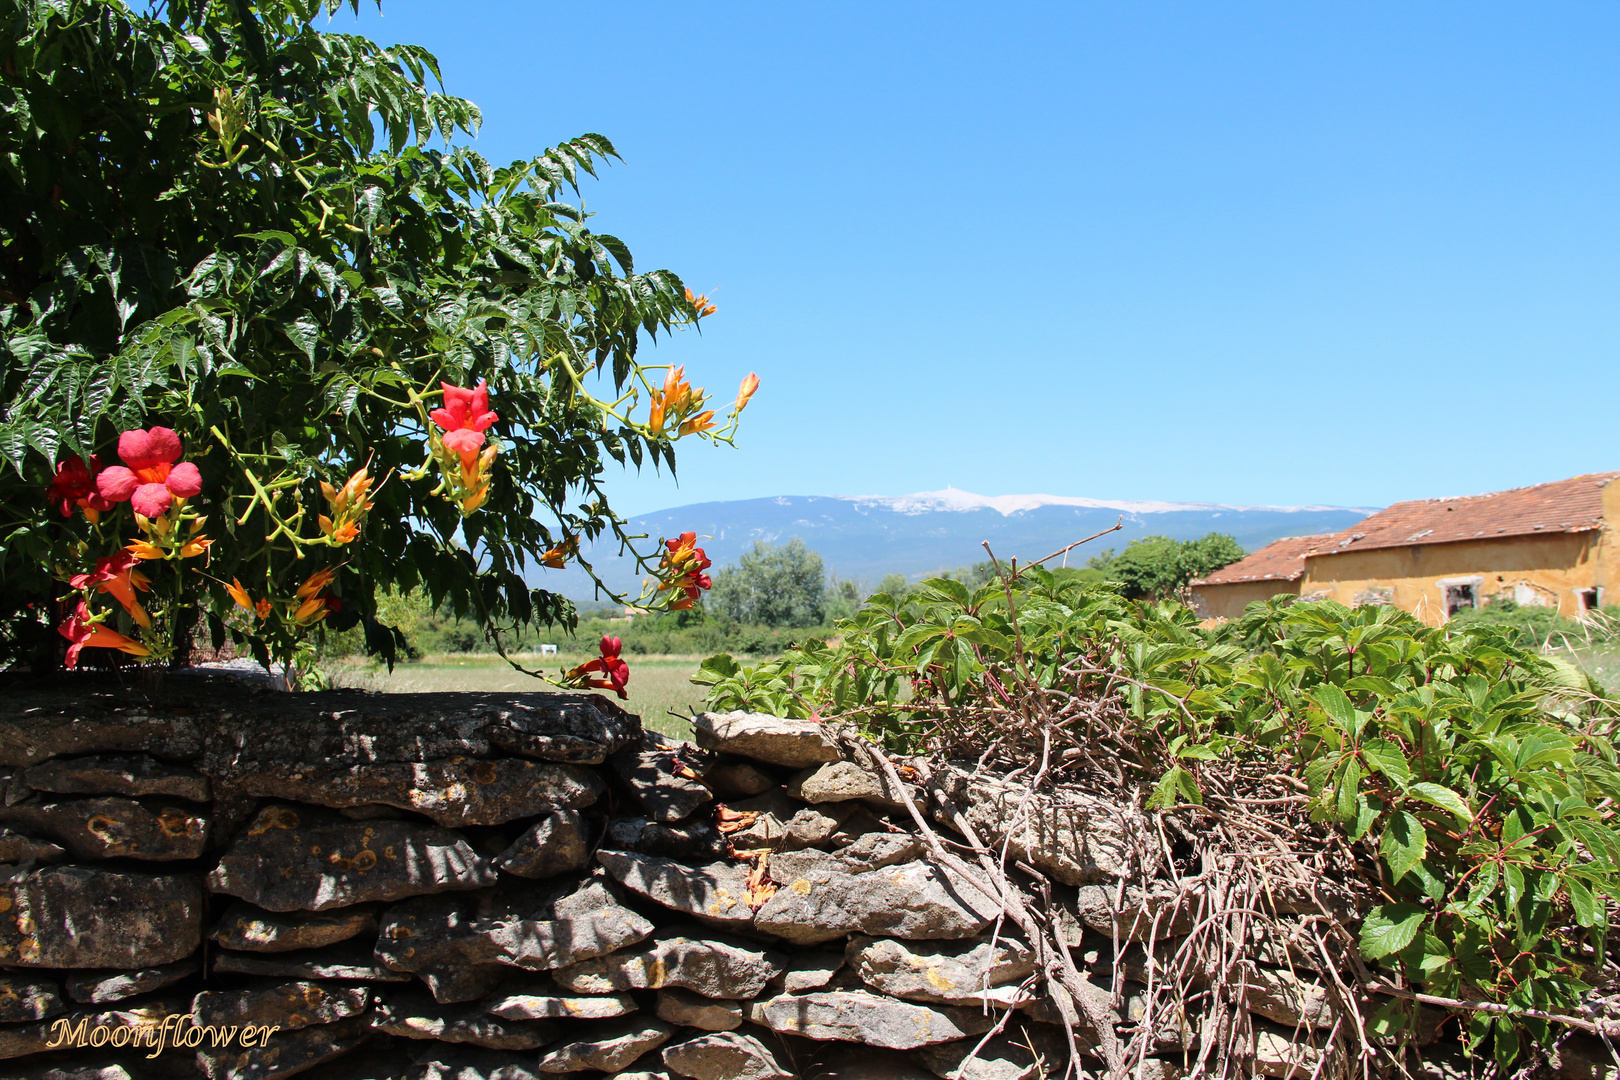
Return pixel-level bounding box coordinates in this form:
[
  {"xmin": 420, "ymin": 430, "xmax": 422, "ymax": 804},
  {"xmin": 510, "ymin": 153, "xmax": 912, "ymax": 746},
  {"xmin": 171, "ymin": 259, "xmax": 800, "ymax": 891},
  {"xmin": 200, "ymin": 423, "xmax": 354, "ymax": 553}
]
[{"xmin": 696, "ymin": 580, "xmax": 1620, "ymax": 1067}]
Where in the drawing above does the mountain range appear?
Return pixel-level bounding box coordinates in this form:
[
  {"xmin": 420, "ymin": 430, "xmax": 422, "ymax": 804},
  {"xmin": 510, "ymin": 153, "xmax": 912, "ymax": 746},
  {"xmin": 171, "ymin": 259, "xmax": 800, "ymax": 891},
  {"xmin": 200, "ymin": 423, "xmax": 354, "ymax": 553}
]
[{"xmin": 532, "ymin": 488, "xmax": 1376, "ymax": 602}]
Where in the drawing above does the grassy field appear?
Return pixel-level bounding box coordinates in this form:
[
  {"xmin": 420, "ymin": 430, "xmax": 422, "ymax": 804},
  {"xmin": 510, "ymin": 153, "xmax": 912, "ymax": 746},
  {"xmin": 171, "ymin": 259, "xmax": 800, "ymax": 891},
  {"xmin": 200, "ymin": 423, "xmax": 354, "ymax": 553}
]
[{"xmin": 334, "ymin": 651, "xmax": 709, "ymax": 741}]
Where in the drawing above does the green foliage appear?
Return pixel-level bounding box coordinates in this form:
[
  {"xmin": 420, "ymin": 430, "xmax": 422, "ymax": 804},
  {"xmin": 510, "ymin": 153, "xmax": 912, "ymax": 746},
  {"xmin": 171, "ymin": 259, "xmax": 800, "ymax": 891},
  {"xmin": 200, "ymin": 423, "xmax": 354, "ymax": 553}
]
[
  {"xmin": 707, "ymin": 539, "xmax": 826, "ymax": 629},
  {"xmin": 1448, "ymin": 597, "xmax": 1620, "ymax": 651},
  {"xmin": 0, "ymin": 0, "xmax": 737, "ymax": 673},
  {"xmin": 1085, "ymin": 532, "xmax": 1246, "ymax": 599},
  {"xmin": 696, "ymin": 580, "xmax": 1620, "ymax": 1062}
]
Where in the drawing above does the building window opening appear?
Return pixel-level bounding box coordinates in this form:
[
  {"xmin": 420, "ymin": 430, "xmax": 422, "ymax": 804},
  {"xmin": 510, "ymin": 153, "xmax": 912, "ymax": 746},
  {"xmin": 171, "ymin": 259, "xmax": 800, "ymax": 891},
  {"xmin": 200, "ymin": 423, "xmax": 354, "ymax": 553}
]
[
  {"xmin": 1444, "ymin": 583, "xmax": 1477, "ymax": 618},
  {"xmin": 1578, "ymin": 588, "xmax": 1601, "ymax": 615}
]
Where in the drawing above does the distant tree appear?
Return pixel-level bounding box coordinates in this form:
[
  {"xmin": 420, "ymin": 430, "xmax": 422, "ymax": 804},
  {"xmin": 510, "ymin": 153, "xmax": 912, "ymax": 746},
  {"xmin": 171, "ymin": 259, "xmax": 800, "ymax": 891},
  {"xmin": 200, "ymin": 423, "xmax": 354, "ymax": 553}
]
[
  {"xmin": 1178, "ymin": 533, "xmax": 1246, "ymax": 584},
  {"xmin": 876, "ymin": 573, "xmax": 910, "ymax": 598},
  {"xmin": 708, "ymin": 539, "xmax": 827, "ymax": 628},
  {"xmin": 824, "ymin": 577, "xmax": 864, "ymax": 622},
  {"xmin": 1094, "ymin": 533, "xmax": 1246, "ymax": 600}
]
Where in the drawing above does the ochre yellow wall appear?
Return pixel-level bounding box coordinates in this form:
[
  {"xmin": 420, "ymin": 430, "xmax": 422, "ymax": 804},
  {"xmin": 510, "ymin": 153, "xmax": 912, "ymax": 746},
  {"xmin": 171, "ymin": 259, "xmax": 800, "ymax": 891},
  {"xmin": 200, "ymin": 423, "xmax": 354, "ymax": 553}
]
[
  {"xmin": 1190, "ymin": 579, "xmax": 1302, "ymax": 621},
  {"xmin": 1298, "ymin": 531, "xmax": 1605, "ymax": 626}
]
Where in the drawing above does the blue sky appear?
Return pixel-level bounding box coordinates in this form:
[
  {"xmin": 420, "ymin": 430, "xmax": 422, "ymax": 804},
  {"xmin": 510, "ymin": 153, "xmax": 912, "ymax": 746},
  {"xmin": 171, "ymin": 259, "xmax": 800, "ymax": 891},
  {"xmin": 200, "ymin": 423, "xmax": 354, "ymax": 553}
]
[{"xmin": 333, "ymin": 2, "xmax": 1618, "ymax": 516}]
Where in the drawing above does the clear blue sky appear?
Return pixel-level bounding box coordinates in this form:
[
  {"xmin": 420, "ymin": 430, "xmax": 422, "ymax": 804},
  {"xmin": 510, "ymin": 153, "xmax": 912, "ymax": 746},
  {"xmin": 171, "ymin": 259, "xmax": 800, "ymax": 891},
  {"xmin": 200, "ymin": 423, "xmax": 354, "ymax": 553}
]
[{"xmin": 332, "ymin": 2, "xmax": 1618, "ymax": 516}]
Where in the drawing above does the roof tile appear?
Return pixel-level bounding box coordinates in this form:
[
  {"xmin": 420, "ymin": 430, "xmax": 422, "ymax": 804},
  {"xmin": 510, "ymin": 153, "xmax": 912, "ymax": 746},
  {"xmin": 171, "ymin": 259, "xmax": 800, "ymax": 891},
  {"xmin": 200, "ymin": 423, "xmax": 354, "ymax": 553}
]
[{"xmin": 1192, "ymin": 534, "xmax": 1335, "ymax": 586}]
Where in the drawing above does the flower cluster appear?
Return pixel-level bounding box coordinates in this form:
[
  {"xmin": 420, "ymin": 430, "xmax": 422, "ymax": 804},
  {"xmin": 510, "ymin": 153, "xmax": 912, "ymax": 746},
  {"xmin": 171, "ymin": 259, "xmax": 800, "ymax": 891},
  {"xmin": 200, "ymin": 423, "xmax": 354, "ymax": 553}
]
[
  {"xmin": 225, "ymin": 567, "xmax": 340, "ymax": 628},
  {"xmin": 319, "ymin": 464, "xmax": 376, "ymax": 544},
  {"xmin": 685, "ymin": 286, "xmax": 717, "ymax": 319},
  {"xmin": 564, "ymin": 635, "xmax": 630, "ymax": 699},
  {"xmin": 647, "ymin": 366, "xmax": 715, "ymax": 439},
  {"xmin": 658, "ymin": 532, "xmax": 713, "ymax": 611},
  {"xmin": 50, "ymin": 427, "xmax": 214, "ymax": 668},
  {"xmin": 428, "ymin": 380, "xmax": 499, "ymax": 514}
]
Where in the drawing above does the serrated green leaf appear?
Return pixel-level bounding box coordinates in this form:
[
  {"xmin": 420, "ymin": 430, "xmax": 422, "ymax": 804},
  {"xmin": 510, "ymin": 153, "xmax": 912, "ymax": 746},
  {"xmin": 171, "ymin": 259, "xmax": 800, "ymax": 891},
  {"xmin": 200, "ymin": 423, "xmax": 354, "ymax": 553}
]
[
  {"xmin": 1380, "ymin": 811, "xmax": 1427, "ymax": 883},
  {"xmin": 1407, "ymin": 782, "xmax": 1472, "ymax": 824},
  {"xmin": 1360, "ymin": 902, "xmax": 1427, "ymax": 959}
]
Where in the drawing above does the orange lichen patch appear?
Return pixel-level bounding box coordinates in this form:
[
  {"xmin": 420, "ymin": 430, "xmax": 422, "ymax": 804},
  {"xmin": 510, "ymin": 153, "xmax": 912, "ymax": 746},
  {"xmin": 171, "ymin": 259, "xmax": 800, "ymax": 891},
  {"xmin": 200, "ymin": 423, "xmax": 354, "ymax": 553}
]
[
  {"xmin": 472, "ymin": 762, "xmax": 498, "ymax": 785},
  {"xmin": 249, "ymin": 807, "xmax": 300, "ymax": 834},
  {"xmin": 158, "ymin": 809, "xmax": 200, "ymax": 836}
]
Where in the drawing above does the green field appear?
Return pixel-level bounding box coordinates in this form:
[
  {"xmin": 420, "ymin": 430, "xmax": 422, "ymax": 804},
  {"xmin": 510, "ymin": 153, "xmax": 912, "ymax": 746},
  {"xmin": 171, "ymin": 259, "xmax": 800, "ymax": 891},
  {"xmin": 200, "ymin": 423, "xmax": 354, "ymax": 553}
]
[{"xmin": 335, "ymin": 652, "xmax": 708, "ymax": 741}]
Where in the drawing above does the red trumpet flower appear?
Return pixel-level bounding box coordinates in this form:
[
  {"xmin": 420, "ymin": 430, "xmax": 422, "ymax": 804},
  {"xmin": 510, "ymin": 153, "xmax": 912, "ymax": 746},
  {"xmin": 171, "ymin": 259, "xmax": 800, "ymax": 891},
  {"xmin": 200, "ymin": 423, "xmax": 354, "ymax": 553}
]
[
  {"xmin": 47, "ymin": 455, "xmax": 114, "ymax": 521},
  {"xmin": 431, "ymin": 381, "xmax": 499, "ymax": 465},
  {"xmin": 96, "ymin": 427, "xmax": 203, "ymax": 518},
  {"xmin": 68, "ymin": 551, "xmax": 152, "ymax": 628},
  {"xmin": 58, "ymin": 601, "xmax": 150, "ymax": 668},
  {"xmin": 570, "ymin": 635, "xmax": 630, "ymax": 699}
]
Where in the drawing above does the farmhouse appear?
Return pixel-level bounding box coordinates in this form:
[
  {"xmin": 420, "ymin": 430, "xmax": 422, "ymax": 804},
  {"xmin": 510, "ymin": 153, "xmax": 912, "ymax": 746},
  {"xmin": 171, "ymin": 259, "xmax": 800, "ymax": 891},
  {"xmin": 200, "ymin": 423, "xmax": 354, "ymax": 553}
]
[{"xmin": 1190, "ymin": 471, "xmax": 1620, "ymax": 624}]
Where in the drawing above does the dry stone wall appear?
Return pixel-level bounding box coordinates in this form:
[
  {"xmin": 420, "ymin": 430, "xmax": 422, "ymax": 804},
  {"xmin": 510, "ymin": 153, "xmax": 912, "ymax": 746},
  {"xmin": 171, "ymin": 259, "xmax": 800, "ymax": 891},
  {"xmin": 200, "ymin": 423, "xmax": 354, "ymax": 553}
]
[{"xmin": 0, "ymin": 677, "xmax": 1594, "ymax": 1080}]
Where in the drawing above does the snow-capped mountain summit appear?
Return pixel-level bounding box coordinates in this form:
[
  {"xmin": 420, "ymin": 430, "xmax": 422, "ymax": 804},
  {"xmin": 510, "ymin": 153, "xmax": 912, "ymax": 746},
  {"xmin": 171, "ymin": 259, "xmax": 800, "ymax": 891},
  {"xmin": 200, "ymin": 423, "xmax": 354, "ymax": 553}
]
[
  {"xmin": 841, "ymin": 487, "xmax": 1366, "ymax": 517},
  {"xmin": 535, "ymin": 490, "xmax": 1376, "ymax": 600}
]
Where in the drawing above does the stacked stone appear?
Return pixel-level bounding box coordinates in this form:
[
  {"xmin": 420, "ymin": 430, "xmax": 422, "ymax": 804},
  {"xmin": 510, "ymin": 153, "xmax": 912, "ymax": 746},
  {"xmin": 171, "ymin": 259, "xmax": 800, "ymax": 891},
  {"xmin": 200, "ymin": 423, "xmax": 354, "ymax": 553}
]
[{"xmin": 0, "ymin": 680, "xmax": 1539, "ymax": 1080}]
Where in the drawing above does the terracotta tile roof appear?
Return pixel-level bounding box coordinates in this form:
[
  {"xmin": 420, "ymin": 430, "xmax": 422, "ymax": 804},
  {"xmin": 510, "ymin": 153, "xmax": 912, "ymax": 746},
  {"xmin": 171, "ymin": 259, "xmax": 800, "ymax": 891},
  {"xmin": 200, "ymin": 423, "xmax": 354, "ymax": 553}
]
[
  {"xmin": 1315, "ymin": 472, "xmax": 1619, "ymax": 557},
  {"xmin": 1192, "ymin": 534, "xmax": 1336, "ymax": 587}
]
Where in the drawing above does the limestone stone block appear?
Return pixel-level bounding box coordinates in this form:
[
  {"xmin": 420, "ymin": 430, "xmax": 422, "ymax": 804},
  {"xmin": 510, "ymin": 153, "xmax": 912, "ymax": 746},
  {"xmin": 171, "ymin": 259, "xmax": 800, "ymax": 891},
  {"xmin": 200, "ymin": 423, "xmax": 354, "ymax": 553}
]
[
  {"xmin": 535, "ymin": 1018, "xmax": 676, "ymax": 1073},
  {"xmin": 702, "ymin": 761, "xmax": 776, "ymax": 799},
  {"xmin": 492, "ymin": 810, "xmax": 588, "ymax": 878},
  {"xmin": 193, "ymin": 980, "xmax": 370, "ymax": 1031},
  {"xmin": 211, "ymin": 942, "xmax": 410, "ymax": 982},
  {"xmin": 662, "ymin": 1031, "xmax": 793, "ymax": 1080},
  {"xmin": 654, "ymin": 987, "xmax": 742, "ymax": 1031},
  {"xmin": 610, "ymin": 745, "xmax": 714, "ymax": 823},
  {"xmin": 746, "ymin": 989, "xmax": 996, "ymax": 1049},
  {"xmin": 691, "ymin": 712, "xmax": 841, "ymax": 768},
  {"xmin": 24, "ymin": 754, "xmax": 210, "ymax": 801},
  {"xmin": 847, "ymin": 934, "xmax": 1036, "ymax": 1007},
  {"xmin": 207, "ymin": 804, "xmax": 496, "ymax": 910},
  {"xmin": 65, "ymin": 958, "xmax": 198, "ymax": 1004},
  {"xmin": 195, "ymin": 1013, "xmax": 372, "ymax": 1080},
  {"xmin": 596, "ymin": 851, "xmax": 757, "ymax": 930},
  {"xmin": 209, "ymin": 901, "xmax": 378, "ymax": 953},
  {"xmin": 374, "ymin": 989, "xmax": 558, "ymax": 1050},
  {"xmin": 552, "ymin": 928, "xmax": 787, "ymax": 999},
  {"xmin": 0, "ymin": 797, "xmax": 207, "ymax": 860},
  {"xmin": 220, "ymin": 758, "xmax": 603, "ymax": 827},
  {"xmin": 754, "ymin": 859, "xmax": 999, "ymax": 946},
  {"xmin": 0, "ymin": 973, "xmax": 63, "ymax": 1022},
  {"xmin": 0, "ymin": 866, "xmax": 201, "ymax": 968}
]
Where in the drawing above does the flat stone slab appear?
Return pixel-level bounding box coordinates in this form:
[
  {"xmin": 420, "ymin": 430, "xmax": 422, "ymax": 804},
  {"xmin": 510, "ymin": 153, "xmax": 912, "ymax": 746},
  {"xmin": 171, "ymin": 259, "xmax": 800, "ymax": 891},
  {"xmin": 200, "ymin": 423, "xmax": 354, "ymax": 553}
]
[
  {"xmin": 702, "ymin": 761, "xmax": 776, "ymax": 798},
  {"xmin": 374, "ymin": 881, "xmax": 654, "ymax": 988},
  {"xmin": 552, "ymin": 928, "xmax": 786, "ymax": 999},
  {"xmin": 196, "ymin": 1013, "xmax": 372, "ymax": 1080},
  {"xmin": 207, "ymin": 804, "xmax": 496, "ymax": 910},
  {"xmin": 0, "ymin": 687, "xmax": 205, "ymax": 767},
  {"xmin": 211, "ymin": 942, "xmax": 411, "ymax": 982},
  {"xmin": 597, "ymin": 851, "xmax": 756, "ymax": 929},
  {"xmin": 492, "ymin": 810, "xmax": 589, "ymax": 878},
  {"xmin": 691, "ymin": 712, "xmax": 842, "ymax": 768},
  {"xmin": 654, "ymin": 987, "xmax": 742, "ymax": 1031},
  {"xmin": 64, "ymin": 958, "xmax": 198, "ymax": 1004},
  {"xmin": 0, "ymin": 866, "xmax": 201, "ymax": 968},
  {"xmin": 602, "ymin": 817, "xmax": 729, "ymax": 862},
  {"xmin": 0, "ymin": 797, "xmax": 207, "ymax": 860},
  {"xmin": 485, "ymin": 985, "xmax": 638, "ymax": 1021},
  {"xmin": 535, "ymin": 1017, "xmax": 675, "ymax": 1073},
  {"xmin": 0, "ymin": 826, "xmax": 66, "ymax": 863},
  {"xmin": 754, "ymin": 859, "xmax": 999, "ymax": 945},
  {"xmin": 193, "ymin": 980, "xmax": 370, "ymax": 1030},
  {"xmin": 407, "ymin": 1047, "xmax": 549, "ymax": 1080},
  {"xmin": 0, "ymin": 995, "xmax": 190, "ymax": 1061},
  {"xmin": 375, "ymin": 990, "xmax": 559, "ymax": 1049},
  {"xmin": 221, "ymin": 758, "xmax": 603, "ymax": 827},
  {"xmin": 915, "ymin": 1020, "xmax": 1077, "ymax": 1080},
  {"xmin": 609, "ymin": 745, "xmax": 714, "ymax": 823},
  {"xmin": 209, "ymin": 900, "xmax": 378, "ymax": 953},
  {"xmin": 23, "ymin": 754, "xmax": 210, "ymax": 801},
  {"xmin": 0, "ymin": 973, "xmax": 64, "ymax": 1022},
  {"xmin": 746, "ymin": 989, "xmax": 996, "ymax": 1049},
  {"xmin": 196, "ymin": 691, "xmax": 639, "ymax": 778},
  {"xmin": 662, "ymin": 1031, "xmax": 793, "ymax": 1080},
  {"xmin": 847, "ymin": 934, "xmax": 1036, "ymax": 1007},
  {"xmin": 787, "ymin": 760, "xmax": 885, "ymax": 803}
]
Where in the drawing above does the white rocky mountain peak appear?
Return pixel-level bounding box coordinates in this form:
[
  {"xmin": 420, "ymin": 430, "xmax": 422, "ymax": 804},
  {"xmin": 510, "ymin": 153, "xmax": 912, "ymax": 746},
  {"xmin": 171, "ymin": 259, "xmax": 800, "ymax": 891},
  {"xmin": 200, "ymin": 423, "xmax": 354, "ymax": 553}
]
[{"xmin": 839, "ymin": 487, "xmax": 1362, "ymax": 518}]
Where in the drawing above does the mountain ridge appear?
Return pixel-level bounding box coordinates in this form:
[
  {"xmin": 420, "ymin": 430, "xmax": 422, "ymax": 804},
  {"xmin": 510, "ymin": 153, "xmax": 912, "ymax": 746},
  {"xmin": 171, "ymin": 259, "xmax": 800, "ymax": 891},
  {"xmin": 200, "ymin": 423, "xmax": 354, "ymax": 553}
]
[{"xmin": 533, "ymin": 489, "xmax": 1377, "ymax": 601}]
